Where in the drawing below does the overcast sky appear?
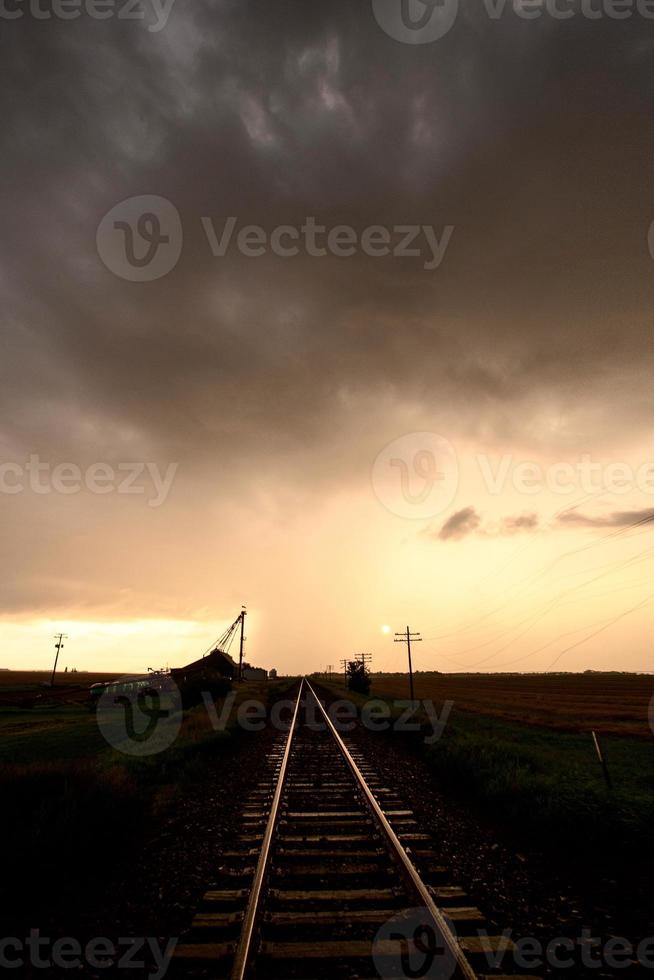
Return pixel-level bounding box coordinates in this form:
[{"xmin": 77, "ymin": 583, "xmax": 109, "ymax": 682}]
[{"xmin": 2, "ymin": 0, "xmax": 654, "ymax": 673}]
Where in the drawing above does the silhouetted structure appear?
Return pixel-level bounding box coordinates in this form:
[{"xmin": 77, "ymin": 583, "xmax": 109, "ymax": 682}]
[{"xmin": 170, "ymin": 648, "xmax": 236, "ymax": 685}]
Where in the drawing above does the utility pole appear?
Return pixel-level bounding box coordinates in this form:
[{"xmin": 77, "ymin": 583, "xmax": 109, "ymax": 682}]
[
  {"xmin": 51, "ymin": 633, "xmax": 68, "ymax": 687},
  {"xmin": 394, "ymin": 627, "xmax": 421, "ymax": 701},
  {"xmin": 340, "ymin": 658, "xmax": 348, "ymax": 684},
  {"xmin": 358, "ymin": 652, "xmax": 372, "ymax": 669},
  {"xmin": 238, "ymin": 606, "xmax": 246, "ymax": 682}
]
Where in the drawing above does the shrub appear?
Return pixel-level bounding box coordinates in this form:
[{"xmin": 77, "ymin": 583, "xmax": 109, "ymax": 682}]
[{"xmin": 346, "ymin": 661, "xmax": 371, "ymax": 695}]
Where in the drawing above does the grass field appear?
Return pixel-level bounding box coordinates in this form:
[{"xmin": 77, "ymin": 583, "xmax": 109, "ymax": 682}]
[
  {"xmin": 368, "ymin": 670, "xmax": 654, "ymax": 737},
  {"xmin": 0, "ymin": 671, "xmax": 282, "ymax": 765},
  {"xmin": 0, "ymin": 670, "xmax": 132, "ymax": 764},
  {"xmin": 318, "ymin": 672, "xmax": 654, "ymax": 865},
  {"xmin": 0, "ymin": 670, "xmax": 121, "ymax": 690},
  {"xmin": 0, "ymin": 674, "xmax": 294, "ymax": 929}
]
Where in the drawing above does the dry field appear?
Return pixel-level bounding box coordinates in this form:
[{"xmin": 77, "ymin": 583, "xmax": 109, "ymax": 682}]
[
  {"xmin": 367, "ymin": 672, "xmax": 654, "ymax": 737},
  {"xmin": 0, "ymin": 670, "xmax": 121, "ymax": 688},
  {"xmin": 0, "ymin": 670, "xmax": 122, "ymax": 707}
]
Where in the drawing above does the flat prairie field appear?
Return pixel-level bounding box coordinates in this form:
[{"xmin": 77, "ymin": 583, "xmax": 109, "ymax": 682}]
[
  {"xmin": 366, "ymin": 672, "xmax": 654, "ymax": 737},
  {"xmin": 0, "ymin": 670, "xmax": 120, "ymax": 691}
]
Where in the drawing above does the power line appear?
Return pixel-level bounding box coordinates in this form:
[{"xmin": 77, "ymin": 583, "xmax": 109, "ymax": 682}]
[
  {"xmin": 394, "ymin": 627, "xmax": 421, "ymax": 700},
  {"xmin": 420, "ymin": 579, "xmax": 654, "ymax": 673},
  {"xmin": 447, "ymin": 542, "xmax": 654, "ymax": 670},
  {"xmin": 543, "ymin": 592, "xmax": 654, "ymax": 671},
  {"xmin": 423, "ymin": 510, "xmax": 654, "ymax": 646}
]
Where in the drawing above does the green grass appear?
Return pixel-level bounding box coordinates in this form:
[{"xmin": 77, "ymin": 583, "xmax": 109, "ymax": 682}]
[
  {"xmin": 0, "ymin": 679, "xmax": 294, "ymax": 928},
  {"xmin": 314, "ymin": 678, "xmax": 654, "ymax": 865},
  {"xmin": 0, "ymin": 705, "xmax": 111, "ymax": 764},
  {"xmin": 424, "ymin": 708, "xmax": 654, "ymax": 859}
]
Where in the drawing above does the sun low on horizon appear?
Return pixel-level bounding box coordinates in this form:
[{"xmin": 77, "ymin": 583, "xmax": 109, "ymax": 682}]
[{"xmin": 2, "ymin": 1, "xmax": 654, "ymax": 680}]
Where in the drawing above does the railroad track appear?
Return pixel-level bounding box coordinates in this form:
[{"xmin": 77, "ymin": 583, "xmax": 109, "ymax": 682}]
[{"xmin": 174, "ymin": 679, "xmax": 532, "ymax": 980}]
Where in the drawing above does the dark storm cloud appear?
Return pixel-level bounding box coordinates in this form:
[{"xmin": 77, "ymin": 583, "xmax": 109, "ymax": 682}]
[
  {"xmin": 2, "ymin": 0, "xmax": 654, "ymax": 611},
  {"xmin": 438, "ymin": 506, "xmax": 481, "ymax": 540},
  {"xmin": 556, "ymin": 508, "xmax": 654, "ymax": 529},
  {"xmin": 2, "ymin": 0, "xmax": 654, "ymax": 462},
  {"xmin": 428, "ymin": 508, "xmax": 539, "ymax": 541},
  {"xmin": 500, "ymin": 513, "xmax": 539, "ymax": 533},
  {"xmin": 431, "ymin": 505, "xmax": 654, "ymax": 543}
]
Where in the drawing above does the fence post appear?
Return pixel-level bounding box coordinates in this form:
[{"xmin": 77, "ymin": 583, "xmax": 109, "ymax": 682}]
[{"xmin": 592, "ymin": 730, "xmax": 612, "ymax": 790}]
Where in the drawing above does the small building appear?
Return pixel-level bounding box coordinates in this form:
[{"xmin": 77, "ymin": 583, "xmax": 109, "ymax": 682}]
[{"xmin": 242, "ymin": 665, "xmax": 268, "ymax": 681}]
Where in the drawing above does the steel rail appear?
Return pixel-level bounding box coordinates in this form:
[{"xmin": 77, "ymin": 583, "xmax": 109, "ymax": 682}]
[
  {"xmin": 304, "ymin": 678, "xmax": 479, "ymax": 980},
  {"xmin": 229, "ymin": 678, "xmax": 305, "ymax": 980}
]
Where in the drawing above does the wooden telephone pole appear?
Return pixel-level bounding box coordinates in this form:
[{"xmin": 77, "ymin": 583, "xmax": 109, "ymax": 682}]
[
  {"xmin": 51, "ymin": 633, "xmax": 68, "ymax": 687},
  {"xmin": 394, "ymin": 626, "xmax": 421, "ymax": 700}
]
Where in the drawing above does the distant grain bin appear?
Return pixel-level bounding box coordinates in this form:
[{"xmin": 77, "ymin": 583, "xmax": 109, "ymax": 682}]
[{"xmin": 268, "ymin": 668, "xmax": 277, "ymax": 679}]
